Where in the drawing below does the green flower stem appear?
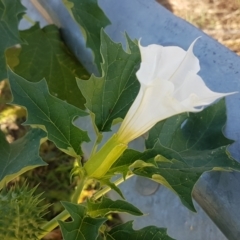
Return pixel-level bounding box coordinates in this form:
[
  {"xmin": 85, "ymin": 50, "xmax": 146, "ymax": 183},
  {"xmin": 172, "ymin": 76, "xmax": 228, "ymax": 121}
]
[{"xmin": 72, "ymin": 175, "xmax": 87, "ymax": 203}]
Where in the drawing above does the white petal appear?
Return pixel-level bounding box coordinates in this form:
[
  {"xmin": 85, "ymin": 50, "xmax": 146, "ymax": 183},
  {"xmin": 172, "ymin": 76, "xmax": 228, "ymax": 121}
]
[
  {"xmin": 174, "ymin": 71, "xmax": 236, "ymax": 108},
  {"xmin": 136, "ymin": 40, "xmax": 200, "ymax": 88},
  {"xmin": 169, "ymin": 39, "xmax": 200, "ymax": 90},
  {"xmin": 137, "ymin": 43, "xmax": 185, "ymax": 86},
  {"xmin": 119, "ymin": 86, "xmax": 144, "ymax": 132},
  {"xmin": 118, "ymin": 80, "xmax": 176, "ymax": 143}
]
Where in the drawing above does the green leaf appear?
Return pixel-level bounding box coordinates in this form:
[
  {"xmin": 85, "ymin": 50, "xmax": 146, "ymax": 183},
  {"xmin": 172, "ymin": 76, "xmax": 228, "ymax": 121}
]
[
  {"xmin": 99, "ymin": 178, "xmax": 125, "ymax": 199},
  {"xmin": 5, "ymin": 46, "xmax": 21, "ymax": 69},
  {"xmin": 146, "ymin": 99, "xmax": 233, "ymax": 151},
  {"xmin": 0, "ymin": 128, "xmax": 47, "ymax": 190},
  {"xmin": 87, "ymin": 196, "xmax": 143, "ymax": 217},
  {"xmin": 77, "ymin": 30, "xmax": 140, "ymax": 132},
  {"xmin": 59, "ymin": 202, "xmax": 106, "ymax": 240},
  {"xmin": 0, "ymin": 0, "xmax": 25, "ymax": 81},
  {"xmin": 108, "ymin": 149, "xmax": 157, "ymax": 179},
  {"xmin": 70, "ymin": 0, "xmax": 111, "ymax": 71},
  {"xmin": 106, "ymin": 221, "xmax": 175, "ymax": 240},
  {"xmin": 7, "ymin": 69, "xmax": 90, "ymax": 158},
  {"xmin": 13, "ymin": 24, "xmax": 89, "ymax": 109},
  {"xmin": 133, "ymin": 99, "xmax": 240, "ymax": 211}
]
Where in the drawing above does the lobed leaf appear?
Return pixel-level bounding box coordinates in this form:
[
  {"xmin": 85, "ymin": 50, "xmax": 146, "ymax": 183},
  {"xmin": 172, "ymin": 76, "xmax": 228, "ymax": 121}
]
[
  {"xmin": 77, "ymin": 30, "xmax": 140, "ymax": 132},
  {"xmin": 106, "ymin": 221, "xmax": 175, "ymax": 240},
  {"xmin": 12, "ymin": 24, "xmax": 89, "ymax": 109},
  {"xmin": 0, "ymin": 0, "xmax": 25, "ymax": 81},
  {"xmin": 136, "ymin": 99, "xmax": 240, "ymax": 211},
  {"xmin": 87, "ymin": 196, "xmax": 143, "ymax": 218},
  {"xmin": 146, "ymin": 99, "xmax": 233, "ymax": 151},
  {"xmin": 59, "ymin": 202, "xmax": 106, "ymax": 240},
  {"xmin": 0, "ymin": 128, "xmax": 47, "ymax": 190},
  {"xmin": 8, "ymin": 69, "xmax": 90, "ymax": 158},
  {"xmin": 70, "ymin": 0, "xmax": 111, "ymax": 71}
]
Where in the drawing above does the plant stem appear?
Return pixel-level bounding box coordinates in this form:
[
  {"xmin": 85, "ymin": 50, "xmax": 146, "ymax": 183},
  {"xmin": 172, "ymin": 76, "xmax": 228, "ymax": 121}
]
[
  {"xmin": 38, "ymin": 210, "xmax": 69, "ymax": 239},
  {"xmin": 72, "ymin": 175, "xmax": 86, "ymax": 203},
  {"xmin": 23, "ymin": 14, "xmax": 35, "ymax": 25},
  {"xmin": 38, "ymin": 175, "xmax": 86, "ymax": 239}
]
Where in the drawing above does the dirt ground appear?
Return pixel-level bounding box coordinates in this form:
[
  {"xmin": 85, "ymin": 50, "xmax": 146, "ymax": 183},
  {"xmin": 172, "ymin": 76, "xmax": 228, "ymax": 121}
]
[{"xmin": 158, "ymin": 0, "xmax": 240, "ymax": 54}]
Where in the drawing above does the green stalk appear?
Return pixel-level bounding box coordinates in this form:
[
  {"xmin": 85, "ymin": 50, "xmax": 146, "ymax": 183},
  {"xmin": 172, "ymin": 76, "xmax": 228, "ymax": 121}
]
[
  {"xmin": 38, "ymin": 210, "xmax": 69, "ymax": 239},
  {"xmin": 72, "ymin": 175, "xmax": 87, "ymax": 203},
  {"xmin": 23, "ymin": 14, "xmax": 35, "ymax": 25}
]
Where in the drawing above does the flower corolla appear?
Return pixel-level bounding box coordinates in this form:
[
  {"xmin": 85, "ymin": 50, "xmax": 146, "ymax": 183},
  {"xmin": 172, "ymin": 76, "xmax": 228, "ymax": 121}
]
[
  {"xmin": 84, "ymin": 40, "xmax": 235, "ymax": 179},
  {"xmin": 117, "ymin": 40, "xmax": 234, "ymax": 143}
]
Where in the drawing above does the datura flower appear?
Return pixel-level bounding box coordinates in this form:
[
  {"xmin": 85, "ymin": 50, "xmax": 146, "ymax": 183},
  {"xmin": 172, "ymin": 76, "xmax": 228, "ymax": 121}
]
[
  {"xmin": 84, "ymin": 40, "xmax": 234, "ymax": 179},
  {"xmin": 117, "ymin": 40, "xmax": 233, "ymax": 143}
]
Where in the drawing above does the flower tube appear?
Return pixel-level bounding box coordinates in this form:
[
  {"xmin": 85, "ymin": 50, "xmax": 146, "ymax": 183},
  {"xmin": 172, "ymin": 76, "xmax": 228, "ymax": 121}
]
[{"xmin": 84, "ymin": 40, "xmax": 235, "ymax": 179}]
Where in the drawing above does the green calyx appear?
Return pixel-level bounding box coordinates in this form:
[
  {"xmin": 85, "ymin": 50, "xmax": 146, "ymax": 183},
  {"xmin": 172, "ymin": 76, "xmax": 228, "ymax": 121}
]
[
  {"xmin": 84, "ymin": 134, "xmax": 127, "ymax": 179},
  {"xmin": 0, "ymin": 182, "xmax": 49, "ymax": 240}
]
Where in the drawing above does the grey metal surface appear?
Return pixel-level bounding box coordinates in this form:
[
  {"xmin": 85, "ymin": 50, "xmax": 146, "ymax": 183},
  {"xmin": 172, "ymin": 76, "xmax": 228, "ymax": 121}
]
[
  {"xmin": 110, "ymin": 176, "xmax": 227, "ymax": 240},
  {"xmin": 19, "ymin": 0, "xmax": 49, "ymax": 29},
  {"xmin": 27, "ymin": 0, "xmax": 240, "ymax": 239}
]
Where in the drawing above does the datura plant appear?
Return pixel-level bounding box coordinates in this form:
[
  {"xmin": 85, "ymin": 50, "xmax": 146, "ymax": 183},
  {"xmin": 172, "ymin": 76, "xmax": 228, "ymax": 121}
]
[{"xmin": 0, "ymin": 0, "xmax": 240, "ymax": 240}]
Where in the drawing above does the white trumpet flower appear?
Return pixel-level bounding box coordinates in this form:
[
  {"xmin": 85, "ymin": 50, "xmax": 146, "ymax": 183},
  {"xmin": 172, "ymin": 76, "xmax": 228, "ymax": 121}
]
[
  {"xmin": 84, "ymin": 40, "xmax": 235, "ymax": 179},
  {"xmin": 117, "ymin": 40, "xmax": 234, "ymax": 143}
]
